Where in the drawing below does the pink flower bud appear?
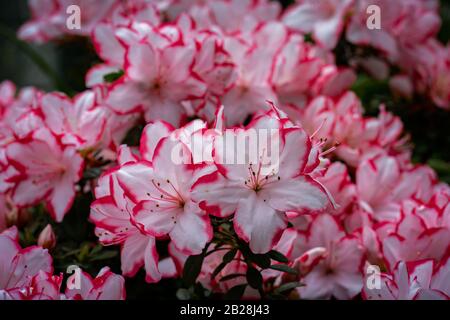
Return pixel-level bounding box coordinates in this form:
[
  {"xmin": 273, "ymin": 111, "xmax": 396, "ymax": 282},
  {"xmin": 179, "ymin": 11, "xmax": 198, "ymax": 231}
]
[
  {"xmin": 389, "ymin": 75, "xmax": 414, "ymax": 99},
  {"xmin": 4, "ymin": 195, "xmax": 30, "ymax": 228},
  {"xmin": 38, "ymin": 224, "xmax": 56, "ymax": 250}
]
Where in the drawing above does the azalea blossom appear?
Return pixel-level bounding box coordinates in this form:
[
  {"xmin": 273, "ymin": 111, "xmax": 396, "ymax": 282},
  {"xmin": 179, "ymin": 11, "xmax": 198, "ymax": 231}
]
[
  {"xmin": 283, "ymin": 0, "xmax": 354, "ymax": 49},
  {"xmin": 183, "ymin": 0, "xmax": 282, "ymax": 35},
  {"xmin": 0, "ymin": 227, "xmax": 126, "ymax": 300},
  {"xmin": 192, "ymin": 110, "xmax": 331, "ymax": 253},
  {"xmin": 363, "ymin": 257, "xmax": 450, "ymax": 300},
  {"xmin": 316, "ymin": 162, "xmax": 356, "ymax": 218},
  {"xmin": 105, "ymin": 34, "xmax": 207, "ymax": 125},
  {"xmin": 90, "ymin": 146, "xmax": 165, "ymax": 283},
  {"xmin": 275, "ymin": 214, "xmax": 365, "ymax": 299},
  {"xmin": 39, "ymin": 91, "xmax": 108, "ymax": 150},
  {"xmin": 300, "ymin": 93, "xmax": 409, "ymax": 167},
  {"xmin": 19, "ymin": 0, "xmax": 118, "ymax": 42},
  {"xmin": 2, "ymin": 128, "xmax": 84, "ymax": 222},
  {"xmin": 65, "ymin": 267, "xmax": 126, "ymax": 300},
  {"xmin": 0, "ymin": 227, "xmax": 53, "ymax": 299},
  {"xmin": 355, "ymin": 154, "xmax": 436, "ymax": 222},
  {"xmin": 116, "ymin": 133, "xmax": 213, "ymax": 255},
  {"xmin": 381, "ymin": 204, "xmax": 450, "ymax": 271}
]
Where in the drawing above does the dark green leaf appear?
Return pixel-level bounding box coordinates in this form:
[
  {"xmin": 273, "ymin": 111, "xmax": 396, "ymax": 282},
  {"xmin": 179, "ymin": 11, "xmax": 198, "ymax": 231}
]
[
  {"xmin": 266, "ymin": 293, "xmax": 287, "ymax": 300},
  {"xmin": 90, "ymin": 245, "xmax": 103, "ymax": 256},
  {"xmin": 219, "ymin": 273, "xmax": 245, "ymax": 282},
  {"xmin": 193, "ymin": 282, "xmax": 208, "ymax": 299},
  {"xmin": 268, "ymin": 250, "xmax": 289, "ymax": 263},
  {"xmin": 83, "ymin": 167, "xmax": 103, "ymax": 180},
  {"xmin": 89, "ymin": 250, "xmax": 118, "ymax": 261},
  {"xmin": 237, "ymin": 241, "xmax": 252, "ymax": 260},
  {"xmin": 246, "ymin": 267, "xmax": 263, "ymax": 289},
  {"xmin": 211, "ymin": 262, "xmax": 227, "ymax": 279},
  {"xmin": 274, "ymin": 281, "xmax": 303, "ymax": 294},
  {"xmin": 269, "ymin": 264, "xmax": 298, "ymax": 275},
  {"xmin": 224, "ymin": 284, "xmax": 247, "ymax": 300},
  {"xmin": 211, "ymin": 249, "xmax": 238, "ymax": 279},
  {"xmin": 222, "ymin": 248, "xmax": 237, "ymax": 263},
  {"xmin": 103, "ymin": 70, "xmax": 124, "ymax": 83},
  {"xmin": 176, "ymin": 288, "xmax": 191, "ymax": 300},
  {"xmin": 251, "ymin": 253, "xmax": 271, "ymax": 269},
  {"xmin": 304, "ymin": 33, "xmax": 314, "ymax": 44},
  {"xmin": 183, "ymin": 254, "xmax": 204, "ymax": 286}
]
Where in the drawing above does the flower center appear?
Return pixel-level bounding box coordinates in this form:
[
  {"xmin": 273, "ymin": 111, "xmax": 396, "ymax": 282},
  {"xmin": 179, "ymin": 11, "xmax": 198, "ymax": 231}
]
[
  {"xmin": 244, "ymin": 162, "xmax": 280, "ymax": 192},
  {"xmin": 149, "ymin": 178, "xmax": 185, "ymax": 208}
]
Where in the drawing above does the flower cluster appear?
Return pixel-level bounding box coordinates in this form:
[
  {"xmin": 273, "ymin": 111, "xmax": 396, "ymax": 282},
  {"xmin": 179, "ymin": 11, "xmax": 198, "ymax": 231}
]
[
  {"xmin": 0, "ymin": 227, "xmax": 125, "ymax": 300},
  {"xmin": 0, "ymin": 0, "xmax": 448, "ymax": 300},
  {"xmin": 284, "ymin": 0, "xmax": 449, "ymax": 109}
]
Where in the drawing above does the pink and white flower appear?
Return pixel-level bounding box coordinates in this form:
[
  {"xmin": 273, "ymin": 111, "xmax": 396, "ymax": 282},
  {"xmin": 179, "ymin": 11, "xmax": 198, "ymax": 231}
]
[
  {"xmin": 39, "ymin": 91, "xmax": 108, "ymax": 150},
  {"xmin": 3, "ymin": 128, "xmax": 84, "ymax": 222},
  {"xmin": 278, "ymin": 214, "xmax": 365, "ymax": 299},
  {"xmin": 192, "ymin": 113, "xmax": 331, "ymax": 253},
  {"xmin": 19, "ymin": 0, "xmax": 117, "ymax": 42},
  {"xmin": 65, "ymin": 267, "xmax": 126, "ymax": 300},
  {"xmin": 0, "ymin": 227, "xmax": 53, "ymax": 299},
  {"xmin": 184, "ymin": 0, "xmax": 281, "ymax": 35},
  {"xmin": 106, "ymin": 38, "xmax": 206, "ymax": 125},
  {"xmin": 283, "ymin": 0, "xmax": 354, "ymax": 49},
  {"xmin": 363, "ymin": 257, "xmax": 450, "ymax": 300},
  {"xmin": 90, "ymin": 148, "xmax": 164, "ymax": 283},
  {"xmin": 117, "ymin": 137, "xmax": 213, "ymax": 255},
  {"xmin": 381, "ymin": 206, "xmax": 450, "ymax": 271},
  {"xmin": 356, "ymin": 154, "xmax": 436, "ymax": 222},
  {"xmin": 316, "ymin": 162, "xmax": 356, "ymax": 218}
]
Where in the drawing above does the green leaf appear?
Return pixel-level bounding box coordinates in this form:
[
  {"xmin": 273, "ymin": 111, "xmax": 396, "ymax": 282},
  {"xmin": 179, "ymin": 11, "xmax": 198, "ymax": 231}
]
[
  {"xmin": 211, "ymin": 262, "xmax": 227, "ymax": 279},
  {"xmin": 304, "ymin": 33, "xmax": 315, "ymax": 44},
  {"xmin": 90, "ymin": 244, "xmax": 103, "ymax": 256},
  {"xmin": 193, "ymin": 282, "xmax": 208, "ymax": 299},
  {"xmin": 219, "ymin": 273, "xmax": 245, "ymax": 282},
  {"xmin": 183, "ymin": 254, "xmax": 205, "ymax": 287},
  {"xmin": 103, "ymin": 70, "xmax": 124, "ymax": 83},
  {"xmin": 89, "ymin": 250, "xmax": 118, "ymax": 262},
  {"xmin": 224, "ymin": 284, "xmax": 247, "ymax": 300},
  {"xmin": 246, "ymin": 267, "xmax": 263, "ymax": 289},
  {"xmin": 222, "ymin": 249, "xmax": 237, "ymax": 263},
  {"xmin": 268, "ymin": 250, "xmax": 289, "ymax": 263},
  {"xmin": 211, "ymin": 249, "xmax": 238, "ymax": 279},
  {"xmin": 266, "ymin": 293, "xmax": 287, "ymax": 300},
  {"xmin": 428, "ymin": 158, "xmax": 450, "ymax": 175},
  {"xmin": 269, "ymin": 264, "xmax": 298, "ymax": 275},
  {"xmin": 251, "ymin": 253, "xmax": 271, "ymax": 269},
  {"xmin": 83, "ymin": 167, "xmax": 103, "ymax": 180},
  {"xmin": 77, "ymin": 243, "xmax": 92, "ymax": 262},
  {"xmin": 176, "ymin": 288, "xmax": 191, "ymax": 300},
  {"xmin": 274, "ymin": 281, "xmax": 303, "ymax": 294}
]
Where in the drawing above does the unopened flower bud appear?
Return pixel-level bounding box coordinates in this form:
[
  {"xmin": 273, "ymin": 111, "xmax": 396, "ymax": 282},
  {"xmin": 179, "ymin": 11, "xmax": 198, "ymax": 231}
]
[{"xmin": 38, "ymin": 224, "xmax": 56, "ymax": 250}]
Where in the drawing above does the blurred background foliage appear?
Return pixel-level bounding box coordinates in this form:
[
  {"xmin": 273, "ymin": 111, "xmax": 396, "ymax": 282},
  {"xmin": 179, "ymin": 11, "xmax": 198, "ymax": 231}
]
[{"xmin": 0, "ymin": 0, "xmax": 449, "ymax": 299}]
